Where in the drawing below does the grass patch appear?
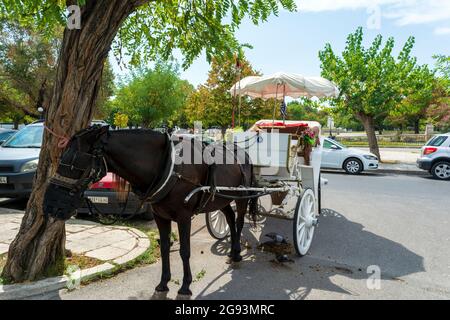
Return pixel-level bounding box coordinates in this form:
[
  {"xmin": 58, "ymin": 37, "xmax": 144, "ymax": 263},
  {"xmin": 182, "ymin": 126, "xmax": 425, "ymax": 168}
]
[
  {"xmin": 195, "ymin": 269, "xmax": 206, "ymax": 282},
  {"xmin": 0, "ymin": 254, "xmax": 6, "ymax": 285},
  {"xmin": 64, "ymin": 253, "xmax": 103, "ymax": 272},
  {"xmin": 339, "ymin": 141, "xmax": 422, "ymax": 148}
]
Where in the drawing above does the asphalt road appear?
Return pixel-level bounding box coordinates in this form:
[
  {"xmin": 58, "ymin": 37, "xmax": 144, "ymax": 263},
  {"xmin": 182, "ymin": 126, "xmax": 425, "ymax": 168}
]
[{"xmin": 27, "ymin": 173, "xmax": 450, "ymax": 299}]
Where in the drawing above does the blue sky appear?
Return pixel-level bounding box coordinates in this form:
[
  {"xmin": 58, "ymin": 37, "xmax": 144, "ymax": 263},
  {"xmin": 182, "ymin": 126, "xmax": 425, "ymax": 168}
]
[{"xmin": 112, "ymin": 0, "xmax": 450, "ymax": 87}]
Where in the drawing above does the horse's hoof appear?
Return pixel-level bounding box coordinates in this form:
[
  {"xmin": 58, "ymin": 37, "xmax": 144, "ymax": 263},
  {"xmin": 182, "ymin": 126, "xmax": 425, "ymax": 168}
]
[
  {"xmin": 155, "ymin": 284, "xmax": 169, "ymax": 292},
  {"xmin": 151, "ymin": 291, "xmax": 169, "ymax": 300},
  {"xmin": 176, "ymin": 293, "xmax": 192, "ymax": 300},
  {"xmin": 178, "ymin": 288, "xmax": 192, "ymax": 296},
  {"xmin": 232, "ymin": 255, "xmax": 243, "ymax": 263}
]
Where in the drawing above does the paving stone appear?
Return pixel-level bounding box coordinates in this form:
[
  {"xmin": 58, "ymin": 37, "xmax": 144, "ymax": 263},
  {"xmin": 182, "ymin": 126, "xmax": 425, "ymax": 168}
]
[
  {"xmin": 66, "ymin": 225, "xmax": 96, "ymax": 233},
  {"xmin": 111, "ymin": 239, "xmax": 138, "ymax": 251},
  {"xmin": 0, "ymin": 222, "xmax": 20, "ymax": 233},
  {"xmin": 0, "ymin": 229, "xmax": 19, "ymax": 243},
  {"xmin": 85, "ymin": 246, "xmax": 129, "ymax": 261},
  {"xmin": 130, "ymin": 229, "xmax": 149, "ymax": 239},
  {"xmin": 137, "ymin": 237, "xmax": 151, "ymax": 249},
  {"xmin": 112, "ymin": 246, "xmax": 148, "ymax": 265},
  {"xmin": 0, "ymin": 243, "xmax": 9, "ymax": 255},
  {"xmin": 84, "ymin": 226, "xmax": 116, "ymax": 235}
]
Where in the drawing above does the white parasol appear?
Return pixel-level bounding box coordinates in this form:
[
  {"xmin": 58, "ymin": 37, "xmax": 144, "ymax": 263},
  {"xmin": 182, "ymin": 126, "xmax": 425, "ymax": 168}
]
[{"xmin": 229, "ymin": 72, "xmax": 339, "ymax": 100}]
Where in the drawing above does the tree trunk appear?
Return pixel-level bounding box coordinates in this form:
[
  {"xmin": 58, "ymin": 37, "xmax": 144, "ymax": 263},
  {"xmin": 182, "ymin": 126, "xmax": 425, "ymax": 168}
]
[
  {"xmin": 414, "ymin": 119, "xmax": 420, "ymax": 134},
  {"xmin": 356, "ymin": 113, "xmax": 381, "ymax": 161},
  {"xmin": 2, "ymin": 0, "xmax": 146, "ymax": 283}
]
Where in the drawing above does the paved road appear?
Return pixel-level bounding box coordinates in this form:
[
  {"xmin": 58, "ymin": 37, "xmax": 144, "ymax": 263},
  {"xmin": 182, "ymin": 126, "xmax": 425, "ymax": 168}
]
[{"xmin": 30, "ymin": 173, "xmax": 450, "ymax": 299}]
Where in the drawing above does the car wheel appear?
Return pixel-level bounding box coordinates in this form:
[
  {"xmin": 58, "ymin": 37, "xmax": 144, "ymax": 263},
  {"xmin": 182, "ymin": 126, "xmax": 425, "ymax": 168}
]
[
  {"xmin": 141, "ymin": 204, "xmax": 154, "ymax": 221},
  {"xmin": 343, "ymin": 158, "xmax": 363, "ymax": 175},
  {"xmin": 431, "ymin": 161, "xmax": 450, "ymax": 180}
]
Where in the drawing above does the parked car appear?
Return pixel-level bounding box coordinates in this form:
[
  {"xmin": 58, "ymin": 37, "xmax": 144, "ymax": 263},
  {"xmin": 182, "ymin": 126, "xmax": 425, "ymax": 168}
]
[
  {"xmin": 321, "ymin": 138, "xmax": 379, "ymax": 174},
  {"xmin": 417, "ymin": 133, "xmax": 450, "ymax": 180},
  {"xmin": 0, "ymin": 129, "xmax": 17, "ymax": 145},
  {"xmin": 0, "ymin": 122, "xmax": 155, "ymax": 221},
  {"xmin": 76, "ymin": 173, "xmax": 154, "ymax": 220},
  {"xmin": 0, "ymin": 122, "xmax": 42, "ymax": 198}
]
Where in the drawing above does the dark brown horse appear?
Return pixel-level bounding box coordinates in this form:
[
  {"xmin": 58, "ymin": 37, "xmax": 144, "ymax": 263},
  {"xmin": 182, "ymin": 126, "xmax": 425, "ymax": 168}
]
[{"xmin": 43, "ymin": 125, "xmax": 257, "ymax": 296}]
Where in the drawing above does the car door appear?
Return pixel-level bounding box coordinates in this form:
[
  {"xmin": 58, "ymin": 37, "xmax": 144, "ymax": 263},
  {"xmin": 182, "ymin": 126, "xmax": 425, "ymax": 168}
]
[{"xmin": 321, "ymin": 139, "xmax": 342, "ymax": 168}]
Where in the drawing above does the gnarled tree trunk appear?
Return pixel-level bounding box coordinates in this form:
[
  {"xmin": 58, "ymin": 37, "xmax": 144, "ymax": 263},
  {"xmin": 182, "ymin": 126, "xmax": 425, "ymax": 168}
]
[
  {"xmin": 356, "ymin": 112, "xmax": 381, "ymax": 161},
  {"xmin": 2, "ymin": 0, "xmax": 147, "ymax": 283}
]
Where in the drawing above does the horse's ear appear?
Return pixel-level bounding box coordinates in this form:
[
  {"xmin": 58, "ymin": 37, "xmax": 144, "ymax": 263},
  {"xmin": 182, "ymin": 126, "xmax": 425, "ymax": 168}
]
[{"xmin": 98, "ymin": 125, "xmax": 109, "ymax": 135}]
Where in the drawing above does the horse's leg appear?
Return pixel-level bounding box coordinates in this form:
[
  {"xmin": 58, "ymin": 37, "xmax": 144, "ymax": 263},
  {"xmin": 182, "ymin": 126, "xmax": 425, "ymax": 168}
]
[
  {"xmin": 222, "ymin": 204, "xmax": 240, "ymax": 262},
  {"xmin": 234, "ymin": 199, "xmax": 249, "ymax": 262},
  {"xmin": 177, "ymin": 218, "xmax": 193, "ymax": 296},
  {"xmin": 154, "ymin": 215, "xmax": 171, "ymax": 292}
]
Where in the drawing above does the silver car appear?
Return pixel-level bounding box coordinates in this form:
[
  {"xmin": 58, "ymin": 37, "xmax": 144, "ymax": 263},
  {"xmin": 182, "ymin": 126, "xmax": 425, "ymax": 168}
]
[{"xmin": 417, "ymin": 133, "xmax": 450, "ymax": 180}]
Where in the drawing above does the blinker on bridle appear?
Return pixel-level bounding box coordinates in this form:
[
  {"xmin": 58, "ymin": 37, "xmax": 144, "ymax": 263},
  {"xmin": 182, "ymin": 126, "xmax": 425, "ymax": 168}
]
[{"xmin": 49, "ymin": 127, "xmax": 109, "ymax": 196}]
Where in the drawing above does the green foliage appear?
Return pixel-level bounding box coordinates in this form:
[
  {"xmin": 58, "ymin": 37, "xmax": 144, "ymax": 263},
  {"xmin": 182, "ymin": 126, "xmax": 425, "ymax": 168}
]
[
  {"xmin": 0, "ymin": 20, "xmax": 58, "ymax": 123},
  {"xmin": 0, "ymin": 20, "xmax": 114, "ymax": 124},
  {"xmin": 114, "ymin": 113, "xmax": 129, "ymax": 128},
  {"xmin": 426, "ymin": 55, "xmax": 450, "ymax": 131},
  {"xmin": 287, "ymin": 98, "xmax": 329, "ymax": 126},
  {"xmin": 112, "ymin": 62, "xmax": 192, "ymax": 128},
  {"xmin": 1, "ymin": 0, "xmax": 297, "ymax": 70},
  {"xmin": 319, "ymin": 27, "xmax": 421, "ymax": 123},
  {"xmin": 184, "ymin": 54, "xmax": 273, "ymax": 129}
]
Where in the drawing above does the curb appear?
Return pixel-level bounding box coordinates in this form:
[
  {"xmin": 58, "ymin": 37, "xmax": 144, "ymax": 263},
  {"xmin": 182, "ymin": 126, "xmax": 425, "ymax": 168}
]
[
  {"xmin": 376, "ymin": 168, "xmax": 429, "ymax": 176},
  {"xmin": 0, "ymin": 228, "xmax": 151, "ymax": 300},
  {"xmin": 321, "ymin": 168, "xmax": 428, "ymax": 176}
]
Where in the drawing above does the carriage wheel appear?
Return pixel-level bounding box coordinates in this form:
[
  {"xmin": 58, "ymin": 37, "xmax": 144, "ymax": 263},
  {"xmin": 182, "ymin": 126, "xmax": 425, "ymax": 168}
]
[
  {"xmin": 293, "ymin": 189, "xmax": 318, "ymax": 256},
  {"xmin": 206, "ymin": 210, "xmax": 230, "ymax": 240}
]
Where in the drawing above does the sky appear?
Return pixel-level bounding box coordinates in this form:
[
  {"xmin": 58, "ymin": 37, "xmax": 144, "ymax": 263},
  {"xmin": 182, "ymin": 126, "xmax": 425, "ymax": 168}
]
[{"xmin": 111, "ymin": 0, "xmax": 450, "ymax": 87}]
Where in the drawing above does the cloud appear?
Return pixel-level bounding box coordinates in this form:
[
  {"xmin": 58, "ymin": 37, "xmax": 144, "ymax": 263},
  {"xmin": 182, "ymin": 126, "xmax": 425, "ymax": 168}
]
[
  {"xmin": 297, "ymin": 0, "xmax": 450, "ymax": 26},
  {"xmin": 434, "ymin": 27, "xmax": 450, "ymax": 35}
]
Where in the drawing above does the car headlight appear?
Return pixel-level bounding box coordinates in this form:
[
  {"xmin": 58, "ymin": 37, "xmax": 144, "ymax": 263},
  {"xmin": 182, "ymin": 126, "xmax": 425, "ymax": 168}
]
[
  {"xmin": 21, "ymin": 159, "xmax": 39, "ymax": 173},
  {"xmin": 363, "ymin": 155, "xmax": 378, "ymax": 160}
]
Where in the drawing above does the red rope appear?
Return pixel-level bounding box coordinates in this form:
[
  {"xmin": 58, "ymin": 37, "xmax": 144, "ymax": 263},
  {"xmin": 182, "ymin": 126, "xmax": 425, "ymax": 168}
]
[{"xmin": 44, "ymin": 125, "xmax": 70, "ymax": 149}]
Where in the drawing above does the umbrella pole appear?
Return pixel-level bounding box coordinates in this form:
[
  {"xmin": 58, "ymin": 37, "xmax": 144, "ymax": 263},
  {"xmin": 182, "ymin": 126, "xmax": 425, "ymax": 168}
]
[
  {"xmin": 272, "ymin": 84, "xmax": 279, "ymax": 128},
  {"xmin": 283, "ymin": 84, "xmax": 286, "ymax": 125},
  {"xmin": 238, "ymin": 69, "xmax": 242, "ymax": 128}
]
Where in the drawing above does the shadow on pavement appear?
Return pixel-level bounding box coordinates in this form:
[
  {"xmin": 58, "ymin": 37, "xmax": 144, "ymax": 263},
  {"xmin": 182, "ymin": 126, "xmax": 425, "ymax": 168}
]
[{"xmin": 198, "ymin": 208, "xmax": 425, "ymax": 300}]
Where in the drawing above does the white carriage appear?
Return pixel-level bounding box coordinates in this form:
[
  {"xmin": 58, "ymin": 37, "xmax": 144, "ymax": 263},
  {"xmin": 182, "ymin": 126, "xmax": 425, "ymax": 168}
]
[
  {"xmin": 205, "ymin": 120, "xmax": 324, "ymax": 256},
  {"xmin": 203, "ymin": 72, "xmax": 339, "ymax": 256}
]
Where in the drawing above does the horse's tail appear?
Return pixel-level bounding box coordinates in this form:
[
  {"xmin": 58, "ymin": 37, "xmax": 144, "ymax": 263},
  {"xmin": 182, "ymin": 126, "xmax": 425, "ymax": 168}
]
[{"xmin": 248, "ymin": 164, "xmax": 258, "ymax": 227}]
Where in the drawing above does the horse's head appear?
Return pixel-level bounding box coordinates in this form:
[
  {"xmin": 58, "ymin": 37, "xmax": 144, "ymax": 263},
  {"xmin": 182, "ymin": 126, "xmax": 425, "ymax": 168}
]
[{"xmin": 43, "ymin": 125, "xmax": 110, "ymax": 220}]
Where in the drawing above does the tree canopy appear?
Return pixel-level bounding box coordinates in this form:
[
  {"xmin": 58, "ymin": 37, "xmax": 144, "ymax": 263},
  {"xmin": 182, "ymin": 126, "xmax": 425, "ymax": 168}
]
[
  {"xmin": 111, "ymin": 62, "xmax": 193, "ymax": 128},
  {"xmin": 319, "ymin": 27, "xmax": 432, "ymax": 158},
  {"xmin": 184, "ymin": 54, "xmax": 274, "ymax": 130},
  {"xmin": 0, "ymin": 0, "xmax": 297, "ymax": 69}
]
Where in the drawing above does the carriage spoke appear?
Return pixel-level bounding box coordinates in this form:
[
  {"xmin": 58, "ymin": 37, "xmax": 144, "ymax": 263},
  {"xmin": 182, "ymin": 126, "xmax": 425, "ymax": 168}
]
[{"xmin": 213, "ymin": 214, "xmax": 220, "ymax": 229}]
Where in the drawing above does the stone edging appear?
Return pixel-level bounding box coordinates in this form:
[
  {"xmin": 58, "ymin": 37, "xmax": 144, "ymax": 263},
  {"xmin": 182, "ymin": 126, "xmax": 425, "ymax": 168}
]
[{"xmin": 0, "ymin": 228, "xmax": 151, "ymax": 300}]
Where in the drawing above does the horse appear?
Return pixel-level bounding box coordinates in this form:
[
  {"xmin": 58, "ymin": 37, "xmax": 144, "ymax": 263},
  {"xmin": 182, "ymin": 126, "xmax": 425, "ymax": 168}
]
[{"xmin": 43, "ymin": 125, "xmax": 257, "ymax": 296}]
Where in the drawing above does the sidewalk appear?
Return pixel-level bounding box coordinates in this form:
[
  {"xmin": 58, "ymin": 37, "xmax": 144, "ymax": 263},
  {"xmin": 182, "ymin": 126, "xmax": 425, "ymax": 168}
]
[
  {"xmin": 0, "ymin": 207, "xmax": 152, "ymax": 299},
  {"xmin": 362, "ymin": 147, "xmax": 425, "ymax": 175}
]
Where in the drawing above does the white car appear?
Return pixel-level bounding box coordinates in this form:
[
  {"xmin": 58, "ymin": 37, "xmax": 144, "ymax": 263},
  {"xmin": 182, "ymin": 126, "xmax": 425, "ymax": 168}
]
[
  {"xmin": 417, "ymin": 133, "xmax": 450, "ymax": 180},
  {"xmin": 321, "ymin": 138, "xmax": 379, "ymax": 174}
]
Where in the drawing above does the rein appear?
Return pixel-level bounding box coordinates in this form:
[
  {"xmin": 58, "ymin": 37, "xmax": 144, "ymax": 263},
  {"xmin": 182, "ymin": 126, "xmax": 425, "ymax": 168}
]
[{"xmin": 44, "ymin": 125, "xmax": 70, "ymax": 149}]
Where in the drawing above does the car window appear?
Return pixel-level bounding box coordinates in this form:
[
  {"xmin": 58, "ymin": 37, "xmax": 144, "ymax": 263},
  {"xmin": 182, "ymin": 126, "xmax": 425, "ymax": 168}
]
[
  {"xmin": 426, "ymin": 136, "xmax": 448, "ymax": 147},
  {"xmin": 324, "ymin": 139, "xmax": 344, "ymax": 150},
  {"xmin": 0, "ymin": 132, "xmax": 13, "ymax": 140},
  {"xmin": 2, "ymin": 126, "xmax": 43, "ymax": 148},
  {"xmin": 323, "ymin": 139, "xmax": 334, "ymax": 149}
]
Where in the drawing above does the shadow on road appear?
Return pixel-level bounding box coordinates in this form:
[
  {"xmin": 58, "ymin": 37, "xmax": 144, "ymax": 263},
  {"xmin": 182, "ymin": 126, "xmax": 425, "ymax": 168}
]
[{"xmin": 198, "ymin": 208, "xmax": 425, "ymax": 300}]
